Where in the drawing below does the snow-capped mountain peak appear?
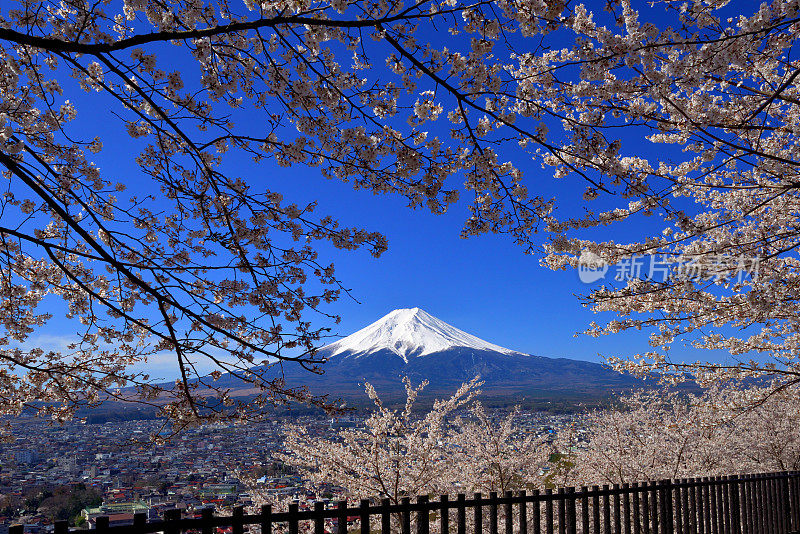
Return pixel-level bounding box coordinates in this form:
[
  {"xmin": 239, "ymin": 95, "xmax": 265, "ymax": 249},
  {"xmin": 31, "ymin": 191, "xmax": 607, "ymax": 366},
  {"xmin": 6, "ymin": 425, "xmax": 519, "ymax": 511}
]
[{"xmin": 322, "ymin": 307, "xmax": 521, "ymax": 362}]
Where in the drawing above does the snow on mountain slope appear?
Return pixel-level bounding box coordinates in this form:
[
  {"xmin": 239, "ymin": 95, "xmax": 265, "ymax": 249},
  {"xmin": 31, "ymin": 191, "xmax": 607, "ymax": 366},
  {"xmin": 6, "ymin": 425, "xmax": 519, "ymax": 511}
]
[{"xmin": 321, "ymin": 307, "xmax": 522, "ymax": 362}]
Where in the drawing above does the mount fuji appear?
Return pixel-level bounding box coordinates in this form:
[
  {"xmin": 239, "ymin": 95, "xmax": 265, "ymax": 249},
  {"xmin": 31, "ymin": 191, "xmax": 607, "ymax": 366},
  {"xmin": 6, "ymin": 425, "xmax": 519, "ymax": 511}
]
[
  {"xmin": 267, "ymin": 307, "xmax": 645, "ymax": 403},
  {"xmin": 88, "ymin": 307, "xmax": 646, "ymax": 421},
  {"xmin": 322, "ymin": 307, "xmax": 522, "ymax": 362}
]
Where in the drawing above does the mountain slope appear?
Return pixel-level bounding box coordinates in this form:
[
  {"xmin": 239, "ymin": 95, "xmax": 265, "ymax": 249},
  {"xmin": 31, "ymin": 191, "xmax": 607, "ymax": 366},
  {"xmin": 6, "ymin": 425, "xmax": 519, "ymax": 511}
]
[
  {"xmin": 323, "ymin": 307, "xmax": 520, "ymax": 361},
  {"xmin": 265, "ymin": 308, "xmax": 644, "ymax": 401}
]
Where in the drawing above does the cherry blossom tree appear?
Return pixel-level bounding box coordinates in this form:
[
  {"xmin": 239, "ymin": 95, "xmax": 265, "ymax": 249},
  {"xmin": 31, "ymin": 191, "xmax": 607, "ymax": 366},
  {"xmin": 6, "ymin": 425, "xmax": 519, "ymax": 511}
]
[
  {"xmin": 554, "ymin": 389, "xmax": 737, "ymax": 486},
  {"xmin": 447, "ymin": 402, "xmax": 548, "ymax": 495},
  {"xmin": 445, "ymin": 402, "xmax": 549, "ymax": 532},
  {"xmin": 4, "ymin": 0, "xmax": 800, "ymax": 428},
  {"xmin": 530, "ymin": 1, "xmax": 800, "ymax": 393},
  {"xmin": 280, "ymin": 377, "xmax": 554, "ymax": 531},
  {"xmin": 711, "ymin": 384, "xmax": 800, "ymax": 473},
  {"xmin": 555, "ymin": 385, "xmax": 800, "ymax": 487},
  {"xmin": 2, "ymin": 0, "xmax": 547, "ymax": 428},
  {"xmin": 280, "ymin": 377, "xmax": 481, "ymax": 504}
]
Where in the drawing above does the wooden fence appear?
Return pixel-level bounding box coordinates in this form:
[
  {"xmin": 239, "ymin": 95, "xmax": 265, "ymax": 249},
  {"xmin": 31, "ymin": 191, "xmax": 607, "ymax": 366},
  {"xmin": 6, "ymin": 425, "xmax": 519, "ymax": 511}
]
[{"xmin": 12, "ymin": 471, "xmax": 800, "ymax": 534}]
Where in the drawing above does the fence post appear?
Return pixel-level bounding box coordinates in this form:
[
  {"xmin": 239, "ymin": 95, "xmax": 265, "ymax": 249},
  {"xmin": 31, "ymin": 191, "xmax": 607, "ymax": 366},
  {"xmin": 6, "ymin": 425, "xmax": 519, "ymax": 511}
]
[
  {"xmin": 579, "ymin": 486, "xmax": 590, "ymax": 534},
  {"xmin": 200, "ymin": 508, "xmax": 212, "ymax": 534},
  {"xmin": 504, "ymin": 491, "xmax": 513, "ymax": 534},
  {"xmin": 489, "ymin": 491, "xmax": 498, "ymax": 534},
  {"xmin": 772, "ymin": 473, "xmax": 781, "ymax": 532},
  {"xmin": 780, "ymin": 473, "xmax": 788, "ymax": 533},
  {"xmin": 441, "ymin": 494, "xmax": 450, "ymax": 534},
  {"xmin": 722, "ymin": 476, "xmax": 734, "ymax": 534},
  {"xmin": 314, "ymin": 501, "xmax": 325, "ymax": 534},
  {"xmin": 757, "ymin": 474, "xmax": 767, "ymax": 534},
  {"xmin": 53, "ymin": 520, "xmax": 68, "ymax": 534},
  {"xmin": 709, "ymin": 477, "xmax": 719, "ymax": 534},
  {"xmin": 791, "ymin": 472, "xmax": 800, "ymax": 532},
  {"xmin": 621, "ymin": 484, "xmax": 631, "ymax": 534},
  {"xmin": 687, "ymin": 478, "xmax": 695, "ymax": 534},
  {"xmin": 592, "ymin": 485, "xmax": 601, "ymax": 534},
  {"xmin": 739, "ymin": 474, "xmax": 747, "ymax": 534},
  {"xmin": 718, "ymin": 477, "xmax": 729, "ymax": 534},
  {"xmin": 545, "ymin": 488, "xmax": 554, "ymax": 534},
  {"xmin": 337, "ymin": 499, "xmax": 348, "ymax": 534},
  {"xmin": 674, "ymin": 480, "xmax": 683, "ymax": 534},
  {"xmin": 692, "ymin": 479, "xmax": 702, "ymax": 534},
  {"xmin": 96, "ymin": 515, "xmax": 110, "ymax": 534},
  {"xmin": 381, "ymin": 498, "xmax": 391, "ymax": 534},
  {"xmin": 705, "ymin": 477, "xmax": 714, "ymax": 534},
  {"xmin": 531, "ymin": 489, "xmax": 541, "ymax": 534},
  {"xmin": 474, "ymin": 493, "xmax": 483, "ymax": 534},
  {"xmin": 720, "ymin": 475, "xmax": 731, "ymax": 534},
  {"xmin": 782, "ymin": 472, "xmax": 792, "ymax": 533},
  {"xmin": 360, "ymin": 498, "xmax": 370, "ymax": 534},
  {"xmin": 764, "ymin": 473, "xmax": 772, "ymax": 533},
  {"xmin": 781, "ymin": 472, "xmax": 789, "ymax": 533},
  {"xmin": 417, "ymin": 495, "xmax": 429, "ymax": 534},
  {"xmin": 260, "ymin": 504, "xmax": 272, "ymax": 534},
  {"xmin": 565, "ymin": 487, "xmax": 576, "ymax": 534},
  {"xmin": 134, "ymin": 512, "xmax": 147, "ymax": 532},
  {"xmin": 518, "ymin": 490, "xmax": 527, "ymax": 534},
  {"xmin": 402, "ymin": 496, "xmax": 412, "ymax": 534},
  {"xmin": 649, "ymin": 482, "xmax": 658, "ymax": 533},
  {"xmin": 744, "ymin": 474, "xmax": 754, "ymax": 534},
  {"xmin": 457, "ymin": 494, "xmax": 466, "ymax": 534},
  {"xmin": 768, "ymin": 473, "xmax": 777, "ymax": 533},
  {"xmin": 750, "ymin": 475, "xmax": 767, "ymax": 534},
  {"xmin": 232, "ymin": 505, "xmax": 244, "ymax": 534},
  {"xmin": 709, "ymin": 477, "xmax": 723, "ymax": 532},
  {"xmin": 164, "ymin": 509, "xmax": 181, "ymax": 534},
  {"xmin": 659, "ymin": 479, "xmax": 674, "ymax": 534},
  {"xmin": 287, "ymin": 502, "xmax": 298, "ymax": 534}
]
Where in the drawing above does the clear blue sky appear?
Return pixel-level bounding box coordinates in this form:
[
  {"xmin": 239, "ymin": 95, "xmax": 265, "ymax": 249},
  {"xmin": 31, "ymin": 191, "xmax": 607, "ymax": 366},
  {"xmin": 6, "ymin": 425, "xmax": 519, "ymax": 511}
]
[
  {"xmin": 16, "ymin": 3, "xmax": 747, "ymax": 381},
  {"xmin": 26, "ymin": 124, "xmax": 675, "ymax": 373},
  {"xmin": 249, "ymin": 157, "xmax": 682, "ymax": 366}
]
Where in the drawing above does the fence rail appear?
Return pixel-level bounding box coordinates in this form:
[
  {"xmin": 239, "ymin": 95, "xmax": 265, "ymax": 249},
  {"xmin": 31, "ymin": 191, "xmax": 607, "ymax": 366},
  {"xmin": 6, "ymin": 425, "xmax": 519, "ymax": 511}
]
[{"xmin": 13, "ymin": 471, "xmax": 800, "ymax": 534}]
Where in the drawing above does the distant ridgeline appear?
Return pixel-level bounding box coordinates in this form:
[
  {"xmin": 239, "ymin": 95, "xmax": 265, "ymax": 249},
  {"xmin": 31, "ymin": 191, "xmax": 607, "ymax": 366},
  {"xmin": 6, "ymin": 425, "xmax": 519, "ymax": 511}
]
[
  {"xmin": 215, "ymin": 308, "xmax": 652, "ymax": 408},
  {"xmin": 73, "ymin": 308, "xmax": 671, "ymax": 421}
]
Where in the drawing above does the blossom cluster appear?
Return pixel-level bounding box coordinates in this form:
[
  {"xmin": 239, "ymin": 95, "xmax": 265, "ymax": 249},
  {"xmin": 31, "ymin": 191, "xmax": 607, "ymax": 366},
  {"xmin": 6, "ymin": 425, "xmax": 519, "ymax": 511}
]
[
  {"xmin": 3, "ymin": 0, "xmax": 800, "ymax": 425},
  {"xmin": 280, "ymin": 377, "xmax": 548, "ymax": 531},
  {"xmin": 555, "ymin": 384, "xmax": 800, "ymax": 487}
]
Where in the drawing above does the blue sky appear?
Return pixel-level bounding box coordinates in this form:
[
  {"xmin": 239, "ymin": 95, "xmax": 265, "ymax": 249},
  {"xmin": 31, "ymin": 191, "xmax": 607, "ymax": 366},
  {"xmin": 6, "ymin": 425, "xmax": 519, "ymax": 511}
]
[
  {"xmin": 20, "ymin": 119, "xmax": 672, "ymax": 377},
  {"xmin": 12, "ymin": 1, "xmax": 754, "ymax": 382},
  {"xmin": 37, "ymin": 53, "xmax": 654, "ymax": 369},
  {"xmin": 247, "ymin": 156, "xmax": 675, "ymax": 366}
]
